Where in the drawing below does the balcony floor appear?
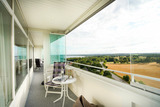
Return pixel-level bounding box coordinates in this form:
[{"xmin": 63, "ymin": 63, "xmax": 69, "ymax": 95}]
[{"xmin": 25, "ymin": 66, "xmax": 77, "ymax": 107}]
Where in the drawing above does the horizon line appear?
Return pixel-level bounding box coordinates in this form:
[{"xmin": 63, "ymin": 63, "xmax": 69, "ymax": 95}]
[{"xmin": 66, "ymin": 52, "xmax": 160, "ymax": 56}]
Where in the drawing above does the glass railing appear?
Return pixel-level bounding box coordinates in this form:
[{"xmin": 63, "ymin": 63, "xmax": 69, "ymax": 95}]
[
  {"xmin": 131, "ymin": 53, "xmax": 160, "ymax": 89},
  {"xmin": 67, "ymin": 54, "xmax": 160, "ymax": 95}
]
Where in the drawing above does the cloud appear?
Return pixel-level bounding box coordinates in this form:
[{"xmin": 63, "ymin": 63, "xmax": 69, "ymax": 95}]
[{"xmin": 66, "ymin": 0, "xmax": 160, "ymax": 55}]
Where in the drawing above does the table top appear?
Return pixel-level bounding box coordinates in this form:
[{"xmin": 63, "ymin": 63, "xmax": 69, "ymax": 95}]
[{"xmin": 52, "ymin": 75, "xmax": 76, "ymax": 85}]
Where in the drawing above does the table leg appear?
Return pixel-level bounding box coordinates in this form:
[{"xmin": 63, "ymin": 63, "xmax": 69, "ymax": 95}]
[
  {"xmin": 53, "ymin": 85, "xmax": 63, "ymax": 103},
  {"xmin": 62, "ymin": 85, "xmax": 66, "ymax": 107},
  {"xmin": 53, "ymin": 84, "xmax": 75, "ymax": 107},
  {"xmin": 66, "ymin": 84, "xmax": 76, "ymax": 102}
]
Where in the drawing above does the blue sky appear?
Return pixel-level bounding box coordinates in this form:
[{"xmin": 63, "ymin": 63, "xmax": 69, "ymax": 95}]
[{"xmin": 66, "ymin": 0, "xmax": 160, "ymax": 55}]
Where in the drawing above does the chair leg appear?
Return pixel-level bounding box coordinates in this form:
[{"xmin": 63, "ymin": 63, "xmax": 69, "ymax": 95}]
[
  {"xmin": 44, "ymin": 85, "xmax": 47, "ymax": 90},
  {"xmin": 45, "ymin": 86, "xmax": 48, "ymax": 98}
]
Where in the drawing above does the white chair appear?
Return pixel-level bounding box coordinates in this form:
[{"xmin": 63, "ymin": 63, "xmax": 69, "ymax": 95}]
[{"xmin": 44, "ymin": 62, "xmax": 65, "ymax": 97}]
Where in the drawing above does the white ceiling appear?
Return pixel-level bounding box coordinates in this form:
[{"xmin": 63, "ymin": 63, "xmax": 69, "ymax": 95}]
[
  {"xmin": 19, "ymin": 0, "xmax": 97, "ymax": 32},
  {"xmin": 29, "ymin": 30, "xmax": 44, "ymax": 46},
  {"xmin": 17, "ymin": 0, "xmax": 114, "ymax": 46}
]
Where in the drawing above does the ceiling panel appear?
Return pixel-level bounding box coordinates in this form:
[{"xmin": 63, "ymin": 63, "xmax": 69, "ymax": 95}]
[
  {"xmin": 17, "ymin": 0, "xmax": 114, "ymax": 46},
  {"xmin": 29, "ymin": 30, "xmax": 44, "ymax": 46},
  {"xmin": 18, "ymin": 0, "xmax": 97, "ymax": 32}
]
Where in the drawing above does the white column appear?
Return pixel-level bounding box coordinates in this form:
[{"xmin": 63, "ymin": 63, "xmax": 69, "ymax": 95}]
[
  {"xmin": 11, "ymin": 0, "xmax": 15, "ymax": 99},
  {"xmin": 27, "ymin": 40, "xmax": 30, "ymax": 84}
]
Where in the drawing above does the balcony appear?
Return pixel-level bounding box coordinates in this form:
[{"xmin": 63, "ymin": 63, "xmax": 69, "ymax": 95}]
[
  {"xmin": 66, "ymin": 65, "xmax": 160, "ymax": 107},
  {"xmin": 24, "ymin": 64, "xmax": 160, "ymax": 107},
  {"xmin": 1, "ymin": 0, "xmax": 160, "ymax": 107}
]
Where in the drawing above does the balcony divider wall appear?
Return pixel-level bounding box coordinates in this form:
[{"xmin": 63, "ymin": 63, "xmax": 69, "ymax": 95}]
[{"xmin": 50, "ymin": 34, "xmax": 66, "ymax": 64}]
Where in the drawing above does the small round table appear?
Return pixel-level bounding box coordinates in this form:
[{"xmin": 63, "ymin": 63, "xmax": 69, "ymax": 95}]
[{"xmin": 52, "ymin": 75, "xmax": 76, "ymax": 107}]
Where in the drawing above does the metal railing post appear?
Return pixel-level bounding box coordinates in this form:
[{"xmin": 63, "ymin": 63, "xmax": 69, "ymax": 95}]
[{"xmin": 131, "ymin": 74, "xmax": 134, "ymax": 82}]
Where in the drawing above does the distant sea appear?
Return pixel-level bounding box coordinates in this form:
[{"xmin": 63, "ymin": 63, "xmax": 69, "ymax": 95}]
[
  {"xmin": 66, "ymin": 55, "xmax": 85, "ymax": 58},
  {"xmin": 66, "ymin": 53, "xmax": 128, "ymax": 58},
  {"xmin": 66, "ymin": 53, "xmax": 160, "ymax": 58}
]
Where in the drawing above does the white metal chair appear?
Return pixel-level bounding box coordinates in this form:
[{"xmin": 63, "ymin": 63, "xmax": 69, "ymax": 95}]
[{"xmin": 44, "ymin": 62, "xmax": 65, "ymax": 97}]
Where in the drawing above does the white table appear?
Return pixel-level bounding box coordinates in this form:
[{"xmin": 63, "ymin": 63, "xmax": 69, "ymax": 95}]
[{"xmin": 52, "ymin": 75, "xmax": 76, "ymax": 107}]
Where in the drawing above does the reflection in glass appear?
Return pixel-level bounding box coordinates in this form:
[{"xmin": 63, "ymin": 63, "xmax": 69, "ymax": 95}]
[{"xmin": 14, "ymin": 22, "xmax": 28, "ymax": 91}]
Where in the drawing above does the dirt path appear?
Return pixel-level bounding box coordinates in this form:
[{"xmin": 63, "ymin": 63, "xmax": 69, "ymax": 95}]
[{"xmin": 100, "ymin": 62, "xmax": 127, "ymax": 83}]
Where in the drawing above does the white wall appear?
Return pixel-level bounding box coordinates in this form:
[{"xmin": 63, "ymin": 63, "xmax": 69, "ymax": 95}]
[
  {"xmin": 43, "ymin": 31, "xmax": 50, "ymax": 72},
  {"xmin": 68, "ymin": 66, "xmax": 160, "ymax": 107},
  {"xmin": 29, "ymin": 67, "xmax": 34, "ymax": 85},
  {"xmin": 9, "ymin": 67, "xmax": 33, "ymax": 107},
  {"xmin": 34, "ymin": 46, "xmax": 43, "ymax": 60}
]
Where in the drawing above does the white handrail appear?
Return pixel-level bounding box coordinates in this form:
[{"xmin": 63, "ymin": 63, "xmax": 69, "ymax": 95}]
[{"xmin": 67, "ymin": 61, "xmax": 160, "ymax": 82}]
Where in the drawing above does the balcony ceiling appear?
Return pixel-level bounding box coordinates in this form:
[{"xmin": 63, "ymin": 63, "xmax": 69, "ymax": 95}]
[
  {"xmin": 28, "ymin": 30, "xmax": 44, "ymax": 47},
  {"xmin": 18, "ymin": 0, "xmax": 114, "ymax": 35}
]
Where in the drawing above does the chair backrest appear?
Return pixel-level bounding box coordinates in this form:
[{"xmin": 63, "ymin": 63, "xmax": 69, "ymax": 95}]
[
  {"xmin": 35, "ymin": 59, "xmax": 41, "ymax": 67},
  {"xmin": 53, "ymin": 62, "xmax": 65, "ymax": 78},
  {"xmin": 29, "ymin": 59, "xmax": 32, "ymax": 68}
]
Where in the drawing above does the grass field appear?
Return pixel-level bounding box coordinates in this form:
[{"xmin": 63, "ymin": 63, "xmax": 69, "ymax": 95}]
[{"xmin": 106, "ymin": 62, "xmax": 160, "ymax": 89}]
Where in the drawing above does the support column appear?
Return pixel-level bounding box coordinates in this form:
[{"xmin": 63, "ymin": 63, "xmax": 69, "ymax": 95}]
[{"xmin": 11, "ymin": 0, "xmax": 15, "ymax": 99}]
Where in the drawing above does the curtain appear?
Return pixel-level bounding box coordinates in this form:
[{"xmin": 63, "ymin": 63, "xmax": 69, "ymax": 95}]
[
  {"xmin": 0, "ymin": 7, "xmax": 12, "ymax": 106},
  {"xmin": 0, "ymin": 12, "xmax": 6, "ymax": 107}
]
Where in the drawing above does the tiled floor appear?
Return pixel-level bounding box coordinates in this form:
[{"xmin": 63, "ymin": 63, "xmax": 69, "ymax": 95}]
[{"xmin": 25, "ymin": 67, "xmax": 77, "ymax": 107}]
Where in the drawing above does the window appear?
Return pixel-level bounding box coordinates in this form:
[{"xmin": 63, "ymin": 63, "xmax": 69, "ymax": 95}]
[
  {"xmin": 0, "ymin": 2, "xmax": 12, "ymax": 106},
  {"xmin": 14, "ymin": 22, "xmax": 28, "ymax": 92},
  {"xmin": 50, "ymin": 34, "xmax": 66, "ymax": 64}
]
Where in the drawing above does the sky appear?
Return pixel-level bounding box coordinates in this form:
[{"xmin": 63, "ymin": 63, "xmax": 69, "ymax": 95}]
[{"xmin": 66, "ymin": 0, "xmax": 160, "ymax": 55}]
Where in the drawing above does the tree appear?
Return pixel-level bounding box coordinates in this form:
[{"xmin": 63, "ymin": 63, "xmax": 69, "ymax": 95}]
[
  {"xmin": 145, "ymin": 57, "xmax": 152, "ymax": 63},
  {"xmin": 100, "ymin": 70, "xmax": 104, "ymax": 75},
  {"xmin": 123, "ymin": 75, "xmax": 130, "ymax": 82},
  {"xmin": 72, "ymin": 63, "xmax": 79, "ymax": 68},
  {"xmin": 123, "ymin": 57, "xmax": 129, "ymax": 63},
  {"xmin": 108, "ymin": 56, "xmax": 114, "ymax": 62},
  {"xmin": 104, "ymin": 60, "xmax": 107, "ymax": 63},
  {"xmin": 119, "ymin": 56, "xmax": 124, "ymax": 63},
  {"xmin": 103, "ymin": 62, "xmax": 108, "ymax": 68},
  {"xmin": 114, "ymin": 58, "xmax": 119, "ymax": 64},
  {"xmin": 156, "ymin": 58, "xmax": 160, "ymax": 63},
  {"xmin": 103, "ymin": 71, "xmax": 112, "ymax": 78}
]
